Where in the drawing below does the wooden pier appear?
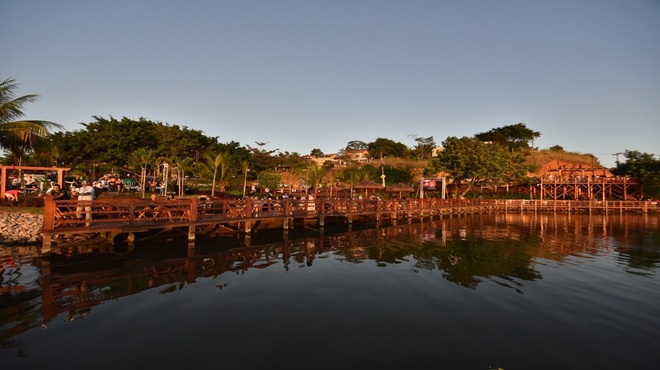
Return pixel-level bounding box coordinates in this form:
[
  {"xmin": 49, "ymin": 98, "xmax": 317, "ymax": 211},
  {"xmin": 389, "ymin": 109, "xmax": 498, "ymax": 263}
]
[{"xmin": 41, "ymin": 197, "xmax": 658, "ymax": 254}]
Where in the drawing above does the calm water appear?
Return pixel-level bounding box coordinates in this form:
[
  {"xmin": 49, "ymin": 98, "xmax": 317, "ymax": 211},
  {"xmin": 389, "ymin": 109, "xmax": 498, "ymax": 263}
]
[{"xmin": 1, "ymin": 213, "xmax": 659, "ymax": 369}]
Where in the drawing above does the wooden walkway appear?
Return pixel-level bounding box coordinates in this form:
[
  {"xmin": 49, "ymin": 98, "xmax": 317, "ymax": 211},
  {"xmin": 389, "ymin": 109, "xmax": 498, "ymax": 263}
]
[{"xmin": 42, "ymin": 197, "xmax": 658, "ymax": 253}]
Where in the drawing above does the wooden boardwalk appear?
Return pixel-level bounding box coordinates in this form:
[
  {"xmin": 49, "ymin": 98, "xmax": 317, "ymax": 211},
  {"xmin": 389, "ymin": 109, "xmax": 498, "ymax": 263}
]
[{"xmin": 42, "ymin": 197, "xmax": 658, "ymax": 254}]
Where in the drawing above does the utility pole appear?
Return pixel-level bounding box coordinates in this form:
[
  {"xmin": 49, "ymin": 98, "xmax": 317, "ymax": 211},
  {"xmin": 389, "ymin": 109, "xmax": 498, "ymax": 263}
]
[
  {"xmin": 380, "ymin": 152, "xmax": 386, "ymax": 187},
  {"xmin": 613, "ymin": 152, "xmax": 623, "ymax": 164}
]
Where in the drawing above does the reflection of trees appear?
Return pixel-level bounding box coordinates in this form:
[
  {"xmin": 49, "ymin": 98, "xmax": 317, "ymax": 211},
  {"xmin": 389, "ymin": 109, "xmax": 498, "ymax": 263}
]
[
  {"xmin": 0, "ymin": 290, "xmax": 42, "ymax": 347},
  {"xmin": 2, "ymin": 213, "xmax": 658, "ymax": 342},
  {"xmin": 429, "ymin": 238, "xmax": 542, "ymax": 290},
  {"xmin": 364, "ymin": 226, "xmax": 543, "ymax": 291},
  {"xmin": 611, "ymin": 224, "xmax": 660, "ymax": 276}
]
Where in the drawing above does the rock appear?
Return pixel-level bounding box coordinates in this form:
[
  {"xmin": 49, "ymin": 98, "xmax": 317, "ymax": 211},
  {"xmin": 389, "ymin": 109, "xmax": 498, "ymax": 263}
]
[{"xmin": 0, "ymin": 212, "xmax": 44, "ymax": 245}]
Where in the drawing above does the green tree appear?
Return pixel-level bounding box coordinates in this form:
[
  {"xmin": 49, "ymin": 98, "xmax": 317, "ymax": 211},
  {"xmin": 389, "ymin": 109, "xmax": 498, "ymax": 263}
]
[
  {"xmin": 157, "ymin": 155, "xmax": 193, "ymax": 197},
  {"xmin": 411, "ymin": 135, "xmax": 436, "ymax": 159},
  {"xmin": 302, "ymin": 162, "xmax": 329, "ymax": 193},
  {"xmin": 383, "ymin": 166, "xmax": 413, "ymax": 184},
  {"xmin": 474, "ymin": 122, "xmax": 541, "ymax": 152},
  {"xmin": 426, "ymin": 136, "xmax": 525, "ymax": 198},
  {"xmin": 257, "ymin": 170, "xmax": 281, "ymax": 194},
  {"xmin": 128, "ymin": 147, "xmax": 154, "ymax": 198},
  {"xmin": 0, "ymin": 78, "xmax": 63, "ymax": 165},
  {"xmin": 49, "ymin": 116, "xmax": 217, "ymax": 172},
  {"xmin": 611, "ymin": 150, "xmax": 660, "ymax": 199},
  {"xmin": 310, "ymin": 148, "xmax": 324, "ymax": 158},
  {"xmin": 201, "ymin": 151, "xmax": 232, "ymax": 196},
  {"xmin": 345, "ymin": 140, "xmax": 368, "ymax": 150},
  {"xmin": 367, "ymin": 137, "xmax": 410, "ymax": 158}
]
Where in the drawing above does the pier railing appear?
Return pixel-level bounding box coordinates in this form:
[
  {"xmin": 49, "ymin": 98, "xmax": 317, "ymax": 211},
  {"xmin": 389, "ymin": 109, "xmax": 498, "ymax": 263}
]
[
  {"xmin": 41, "ymin": 197, "xmax": 657, "ymax": 250},
  {"xmin": 43, "ymin": 197, "xmax": 657, "ymax": 230}
]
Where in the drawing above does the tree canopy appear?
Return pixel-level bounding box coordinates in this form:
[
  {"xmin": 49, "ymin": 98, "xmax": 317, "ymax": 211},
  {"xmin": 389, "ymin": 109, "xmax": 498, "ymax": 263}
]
[
  {"xmin": 612, "ymin": 150, "xmax": 660, "ymax": 199},
  {"xmin": 0, "ymin": 77, "xmax": 63, "ymax": 165},
  {"xmin": 49, "ymin": 116, "xmax": 218, "ymax": 172},
  {"xmin": 474, "ymin": 122, "xmax": 540, "ymax": 152},
  {"xmin": 425, "ymin": 136, "xmax": 529, "ymax": 198},
  {"xmin": 367, "ymin": 137, "xmax": 410, "ymax": 159}
]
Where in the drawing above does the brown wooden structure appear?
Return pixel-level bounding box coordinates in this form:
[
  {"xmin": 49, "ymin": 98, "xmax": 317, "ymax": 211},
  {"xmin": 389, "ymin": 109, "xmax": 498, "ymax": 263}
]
[
  {"xmin": 1, "ymin": 165, "xmax": 71, "ymax": 195},
  {"xmin": 41, "ymin": 197, "xmax": 658, "ymax": 255},
  {"xmin": 538, "ymin": 176, "xmax": 641, "ymax": 201}
]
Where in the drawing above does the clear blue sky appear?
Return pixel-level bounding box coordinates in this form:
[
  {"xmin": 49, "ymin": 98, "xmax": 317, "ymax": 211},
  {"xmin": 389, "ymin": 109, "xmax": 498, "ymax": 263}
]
[{"xmin": 2, "ymin": 0, "xmax": 659, "ymax": 168}]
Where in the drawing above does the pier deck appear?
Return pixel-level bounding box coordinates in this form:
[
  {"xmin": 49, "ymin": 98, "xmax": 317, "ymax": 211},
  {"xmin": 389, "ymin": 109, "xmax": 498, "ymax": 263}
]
[{"xmin": 42, "ymin": 197, "xmax": 658, "ymax": 254}]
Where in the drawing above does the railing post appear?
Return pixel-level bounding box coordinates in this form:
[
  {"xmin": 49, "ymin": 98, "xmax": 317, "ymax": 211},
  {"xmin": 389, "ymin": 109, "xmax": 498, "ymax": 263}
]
[
  {"xmin": 43, "ymin": 197, "xmax": 55, "ymax": 232},
  {"xmin": 319, "ymin": 197, "xmax": 325, "ymax": 227},
  {"xmin": 189, "ymin": 198, "xmax": 198, "ymax": 244},
  {"xmin": 42, "ymin": 197, "xmax": 55, "ymax": 254},
  {"xmin": 128, "ymin": 199, "xmax": 136, "ymax": 225},
  {"xmin": 282, "ymin": 199, "xmax": 290, "ymax": 229}
]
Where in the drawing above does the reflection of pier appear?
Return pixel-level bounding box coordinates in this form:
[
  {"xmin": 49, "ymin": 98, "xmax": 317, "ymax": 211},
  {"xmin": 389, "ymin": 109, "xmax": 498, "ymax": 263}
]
[
  {"xmin": 42, "ymin": 197, "xmax": 658, "ymax": 254},
  {"xmin": 26, "ymin": 212, "xmax": 660, "ymax": 328}
]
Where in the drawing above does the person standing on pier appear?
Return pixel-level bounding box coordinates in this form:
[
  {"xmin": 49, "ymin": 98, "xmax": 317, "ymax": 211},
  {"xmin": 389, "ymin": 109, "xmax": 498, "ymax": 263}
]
[
  {"xmin": 46, "ymin": 183, "xmax": 66, "ymax": 200},
  {"xmin": 74, "ymin": 180, "xmax": 95, "ymax": 226}
]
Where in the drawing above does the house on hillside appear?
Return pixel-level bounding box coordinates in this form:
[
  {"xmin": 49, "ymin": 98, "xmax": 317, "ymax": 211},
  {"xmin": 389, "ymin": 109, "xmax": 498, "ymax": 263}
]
[
  {"xmin": 307, "ymin": 153, "xmax": 344, "ymax": 167},
  {"xmin": 343, "ymin": 149, "xmax": 370, "ymax": 163}
]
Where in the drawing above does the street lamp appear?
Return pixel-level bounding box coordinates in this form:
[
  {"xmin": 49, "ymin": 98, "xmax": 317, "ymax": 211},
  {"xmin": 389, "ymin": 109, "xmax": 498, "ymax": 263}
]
[{"xmin": 243, "ymin": 168, "xmax": 249, "ymax": 198}]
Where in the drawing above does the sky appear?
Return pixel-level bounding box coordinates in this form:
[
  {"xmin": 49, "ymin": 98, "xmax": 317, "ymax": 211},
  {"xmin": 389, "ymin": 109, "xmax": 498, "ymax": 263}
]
[{"xmin": 2, "ymin": 0, "xmax": 659, "ymax": 168}]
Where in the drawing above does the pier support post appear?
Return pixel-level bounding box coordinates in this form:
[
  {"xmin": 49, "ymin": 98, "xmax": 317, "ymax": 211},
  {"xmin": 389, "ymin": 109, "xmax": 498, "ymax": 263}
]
[{"xmin": 188, "ymin": 225, "xmax": 195, "ymax": 242}]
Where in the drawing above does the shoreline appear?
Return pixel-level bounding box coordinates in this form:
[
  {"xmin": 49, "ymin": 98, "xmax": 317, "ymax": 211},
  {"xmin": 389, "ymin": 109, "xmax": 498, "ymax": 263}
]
[{"xmin": 0, "ymin": 211, "xmax": 43, "ymax": 245}]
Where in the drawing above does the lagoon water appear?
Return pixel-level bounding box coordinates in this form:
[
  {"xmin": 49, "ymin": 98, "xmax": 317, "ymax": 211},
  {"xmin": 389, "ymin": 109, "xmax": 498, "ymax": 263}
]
[{"xmin": 1, "ymin": 212, "xmax": 659, "ymax": 369}]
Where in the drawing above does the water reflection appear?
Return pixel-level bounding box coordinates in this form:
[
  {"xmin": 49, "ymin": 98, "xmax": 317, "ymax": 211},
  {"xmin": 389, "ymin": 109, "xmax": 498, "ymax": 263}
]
[{"xmin": 1, "ymin": 213, "xmax": 658, "ymax": 346}]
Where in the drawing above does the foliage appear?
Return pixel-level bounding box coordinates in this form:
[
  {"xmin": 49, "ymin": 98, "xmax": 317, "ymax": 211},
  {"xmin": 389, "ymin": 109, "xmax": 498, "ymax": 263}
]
[
  {"xmin": 310, "ymin": 148, "xmax": 324, "ymax": 158},
  {"xmin": 302, "ymin": 162, "xmax": 329, "ymax": 191},
  {"xmin": 0, "ymin": 77, "xmax": 63, "ymax": 165},
  {"xmin": 257, "ymin": 170, "xmax": 281, "ymax": 193},
  {"xmin": 367, "ymin": 137, "xmax": 410, "ymax": 159},
  {"xmin": 611, "ymin": 150, "xmax": 660, "ymax": 199},
  {"xmin": 411, "ymin": 136, "xmax": 436, "ymax": 159},
  {"xmin": 245, "ymin": 143, "xmax": 279, "ymax": 174},
  {"xmin": 425, "ymin": 136, "xmax": 528, "ymax": 198},
  {"xmin": 200, "ymin": 151, "xmax": 232, "ymax": 196},
  {"xmin": 48, "ymin": 116, "xmax": 217, "ymax": 174},
  {"xmin": 128, "ymin": 148, "xmax": 154, "ymax": 197},
  {"xmin": 383, "ymin": 166, "xmax": 413, "ymax": 184},
  {"xmin": 345, "ymin": 140, "xmax": 368, "ymax": 150},
  {"xmin": 474, "ymin": 122, "xmax": 540, "ymax": 152}
]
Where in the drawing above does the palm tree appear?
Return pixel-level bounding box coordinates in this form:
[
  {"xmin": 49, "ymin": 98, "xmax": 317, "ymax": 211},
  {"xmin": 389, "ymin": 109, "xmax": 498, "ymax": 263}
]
[
  {"xmin": 129, "ymin": 148, "xmax": 154, "ymax": 198},
  {"xmin": 172, "ymin": 156, "xmax": 194, "ymax": 197},
  {"xmin": 201, "ymin": 151, "xmax": 231, "ymax": 196},
  {"xmin": 303, "ymin": 162, "xmax": 329, "ymax": 194},
  {"xmin": 0, "ymin": 78, "xmax": 63, "ymax": 164}
]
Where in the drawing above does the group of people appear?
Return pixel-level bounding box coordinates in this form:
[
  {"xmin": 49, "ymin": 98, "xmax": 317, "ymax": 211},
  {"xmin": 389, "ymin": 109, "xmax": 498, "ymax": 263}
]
[
  {"xmin": 4, "ymin": 174, "xmax": 44, "ymax": 203},
  {"xmin": 3, "ymin": 176, "xmax": 95, "ymax": 225}
]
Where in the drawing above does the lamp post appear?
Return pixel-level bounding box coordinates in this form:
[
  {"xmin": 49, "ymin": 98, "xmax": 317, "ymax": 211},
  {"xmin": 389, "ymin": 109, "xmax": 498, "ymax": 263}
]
[{"xmin": 243, "ymin": 168, "xmax": 249, "ymax": 198}]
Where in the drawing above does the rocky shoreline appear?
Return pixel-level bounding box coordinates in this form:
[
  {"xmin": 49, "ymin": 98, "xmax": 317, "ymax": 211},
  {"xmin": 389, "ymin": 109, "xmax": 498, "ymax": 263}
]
[{"xmin": 0, "ymin": 212, "xmax": 44, "ymax": 245}]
